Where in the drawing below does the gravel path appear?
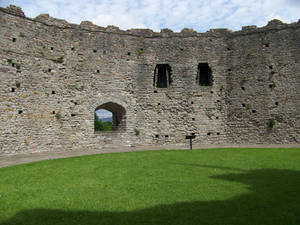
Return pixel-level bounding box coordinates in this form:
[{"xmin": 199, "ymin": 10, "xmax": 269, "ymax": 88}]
[{"xmin": 0, "ymin": 144, "xmax": 299, "ymax": 168}]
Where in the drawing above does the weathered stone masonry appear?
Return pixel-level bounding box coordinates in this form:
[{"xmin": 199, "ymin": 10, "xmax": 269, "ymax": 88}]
[{"xmin": 0, "ymin": 5, "xmax": 299, "ymax": 154}]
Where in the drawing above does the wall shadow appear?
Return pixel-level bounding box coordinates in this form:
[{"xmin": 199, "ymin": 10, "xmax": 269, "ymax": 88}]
[{"xmin": 1, "ymin": 168, "xmax": 300, "ymax": 225}]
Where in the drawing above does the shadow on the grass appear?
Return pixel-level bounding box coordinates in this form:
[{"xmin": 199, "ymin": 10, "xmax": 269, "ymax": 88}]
[{"xmin": 2, "ymin": 168, "xmax": 300, "ymax": 225}]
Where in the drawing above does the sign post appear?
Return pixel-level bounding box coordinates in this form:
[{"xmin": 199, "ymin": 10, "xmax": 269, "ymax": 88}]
[{"xmin": 185, "ymin": 133, "xmax": 196, "ymax": 150}]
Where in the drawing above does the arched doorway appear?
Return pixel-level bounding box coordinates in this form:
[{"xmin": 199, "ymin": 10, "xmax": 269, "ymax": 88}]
[{"xmin": 94, "ymin": 102, "xmax": 126, "ymax": 132}]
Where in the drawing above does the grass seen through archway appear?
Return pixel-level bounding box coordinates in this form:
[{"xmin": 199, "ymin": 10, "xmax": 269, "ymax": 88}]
[{"xmin": 0, "ymin": 148, "xmax": 300, "ymax": 225}]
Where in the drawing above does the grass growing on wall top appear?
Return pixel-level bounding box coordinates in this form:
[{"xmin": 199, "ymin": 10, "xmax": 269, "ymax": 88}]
[{"xmin": 0, "ymin": 148, "xmax": 300, "ymax": 225}]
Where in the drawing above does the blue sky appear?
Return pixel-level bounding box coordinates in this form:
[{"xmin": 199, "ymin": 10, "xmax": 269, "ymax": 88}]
[{"xmin": 0, "ymin": 0, "xmax": 299, "ymax": 32}]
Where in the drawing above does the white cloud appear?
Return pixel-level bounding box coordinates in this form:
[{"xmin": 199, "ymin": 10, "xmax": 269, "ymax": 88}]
[{"xmin": 0, "ymin": 0, "xmax": 299, "ymax": 32}]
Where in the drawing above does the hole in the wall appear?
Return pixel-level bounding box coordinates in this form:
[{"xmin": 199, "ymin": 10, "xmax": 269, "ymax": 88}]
[
  {"xmin": 18, "ymin": 110, "xmax": 23, "ymax": 114},
  {"xmin": 158, "ymin": 120, "xmax": 161, "ymax": 123},
  {"xmin": 217, "ymin": 132, "xmax": 220, "ymax": 135},
  {"xmin": 52, "ymin": 111, "xmax": 55, "ymax": 114},
  {"xmin": 241, "ymin": 86, "xmax": 245, "ymax": 90},
  {"xmin": 180, "ymin": 48, "xmax": 184, "ymax": 51},
  {"xmin": 197, "ymin": 63, "xmax": 213, "ymax": 86},
  {"xmin": 12, "ymin": 38, "xmax": 16, "ymax": 42},
  {"xmin": 264, "ymin": 44, "xmax": 269, "ymax": 47},
  {"xmin": 11, "ymin": 87, "xmax": 15, "ymax": 92},
  {"xmin": 269, "ymin": 65, "xmax": 273, "ymax": 69},
  {"xmin": 93, "ymin": 49, "xmax": 97, "ymax": 53},
  {"xmin": 16, "ymin": 65, "xmax": 20, "ymax": 70},
  {"xmin": 154, "ymin": 90, "xmax": 158, "ymax": 93},
  {"xmin": 153, "ymin": 64, "xmax": 172, "ymax": 88},
  {"xmin": 165, "ymin": 135, "xmax": 169, "ymax": 138},
  {"xmin": 15, "ymin": 82, "xmax": 21, "ymax": 88},
  {"xmin": 48, "ymin": 69, "xmax": 51, "ymax": 72},
  {"xmin": 192, "ymin": 118, "xmax": 195, "ymax": 121},
  {"xmin": 227, "ymin": 47, "xmax": 231, "ymax": 51},
  {"xmin": 191, "ymin": 101, "xmax": 194, "ymax": 104},
  {"xmin": 217, "ymin": 100, "xmax": 220, "ymax": 103},
  {"xmin": 155, "ymin": 134, "xmax": 159, "ymax": 138},
  {"xmin": 228, "ymin": 69, "xmax": 232, "ymax": 72},
  {"xmin": 95, "ymin": 103, "xmax": 126, "ymax": 132},
  {"xmin": 158, "ymin": 102, "xmax": 160, "ymax": 105},
  {"xmin": 210, "ymin": 91, "xmax": 214, "ymax": 94},
  {"xmin": 71, "ymin": 47, "xmax": 75, "ymax": 51},
  {"xmin": 74, "ymin": 102, "xmax": 78, "ymax": 105},
  {"xmin": 52, "ymin": 90, "xmax": 55, "ymax": 94},
  {"xmin": 252, "ymin": 110, "xmax": 256, "ymax": 113},
  {"xmin": 207, "ymin": 132, "xmax": 211, "ymax": 136},
  {"xmin": 269, "ymin": 84, "xmax": 274, "ymax": 89},
  {"xmin": 275, "ymin": 102, "xmax": 279, "ymax": 106},
  {"xmin": 96, "ymin": 70, "xmax": 100, "ymax": 73},
  {"xmin": 242, "ymin": 103, "xmax": 246, "ymax": 107},
  {"xmin": 71, "ymin": 114, "xmax": 76, "ymax": 117},
  {"xmin": 12, "ymin": 63, "xmax": 15, "ymax": 67},
  {"xmin": 216, "ymin": 116, "xmax": 219, "ymax": 119},
  {"xmin": 127, "ymin": 52, "xmax": 131, "ymax": 56},
  {"xmin": 50, "ymin": 47, "xmax": 54, "ymax": 50}
]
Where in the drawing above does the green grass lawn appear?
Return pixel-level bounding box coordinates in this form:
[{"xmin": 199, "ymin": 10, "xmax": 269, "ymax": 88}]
[{"xmin": 0, "ymin": 148, "xmax": 300, "ymax": 225}]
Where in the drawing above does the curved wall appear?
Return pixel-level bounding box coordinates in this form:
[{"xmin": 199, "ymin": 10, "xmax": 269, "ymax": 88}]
[{"xmin": 0, "ymin": 5, "xmax": 299, "ymax": 154}]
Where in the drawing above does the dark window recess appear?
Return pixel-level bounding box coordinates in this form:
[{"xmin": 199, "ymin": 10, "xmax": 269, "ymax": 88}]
[
  {"xmin": 153, "ymin": 64, "xmax": 172, "ymax": 88},
  {"xmin": 155, "ymin": 134, "xmax": 159, "ymax": 138},
  {"xmin": 197, "ymin": 63, "xmax": 213, "ymax": 86},
  {"xmin": 275, "ymin": 102, "xmax": 279, "ymax": 106},
  {"xmin": 71, "ymin": 114, "xmax": 76, "ymax": 117},
  {"xmin": 11, "ymin": 88, "xmax": 15, "ymax": 92},
  {"xmin": 52, "ymin": 90, "xmax": 55, "ymax": 94},
  {"xmin": 12, "ymin": 38, "xmax": 16, "ymax": 42},
  {"xmin": 18, "ymin": 110, "xmax": 23, "ymax": 114},
  {"xmin": 52, "ymin": 111, "xmax": 55, "ymax": 114}
]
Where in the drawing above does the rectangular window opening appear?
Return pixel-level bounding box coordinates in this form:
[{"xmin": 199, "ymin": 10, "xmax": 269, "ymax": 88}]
[
  {"xmin": 154, "ymin": 64, "xmax": 172, "ymax": 88},
  {"xmin": 197, "ymin": 63, "xmax": 213, "ymax": 86}
]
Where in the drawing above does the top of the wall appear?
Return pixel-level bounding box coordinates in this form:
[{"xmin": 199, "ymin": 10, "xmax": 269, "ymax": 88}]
[{"xmin": 1, "ymin": 5, "xmax": 299, "ymax": 38}]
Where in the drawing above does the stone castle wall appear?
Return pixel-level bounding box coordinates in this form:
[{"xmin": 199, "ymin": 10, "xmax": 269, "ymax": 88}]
[{"xmin": 0, "ymin": 5, "xmax": 299, "ymax": 154}]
